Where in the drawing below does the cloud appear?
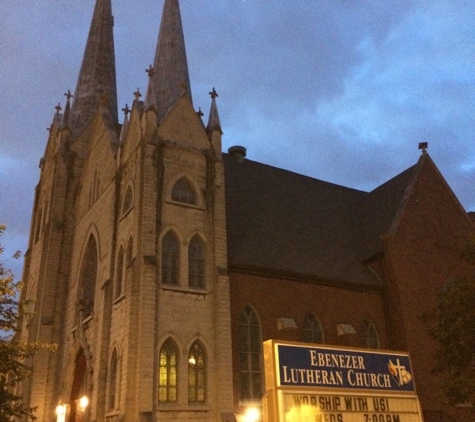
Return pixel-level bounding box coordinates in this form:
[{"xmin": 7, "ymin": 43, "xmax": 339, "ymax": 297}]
[{"xmin": 0, "ymin": 0, "xmax": 474, "ymax": 265}]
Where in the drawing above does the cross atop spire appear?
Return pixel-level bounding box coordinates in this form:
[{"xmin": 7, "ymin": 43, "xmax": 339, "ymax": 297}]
[
  {"xmin": 209, "ymin": 88, "xmax": 218, "ymax": 99},
  {"xmin": 147, "ymin": 0, "xmax": 192, "ymax": 122},
  {"xmin": 207, "ymin": 87, "xmax": 222, "ymax": 134},
  {"xmin": 70, "ymin": 0, "xmax": 118, "ymax": 135},
  {"xmin": 122, "ymin": 104, "xmax": 131, "ymax": 117},
  {"xmin": 418, "ymin": 142, "xmax": 428, "ymax": 154},
  {"xmin": 133, "ymin": 88, "xmax": 142, "ymax": 102}
]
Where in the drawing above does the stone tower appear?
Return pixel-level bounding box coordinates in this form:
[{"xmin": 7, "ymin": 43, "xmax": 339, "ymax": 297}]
[{"xmin": 19, "ymin": 1, "xmax": 234, "ymax": 421}]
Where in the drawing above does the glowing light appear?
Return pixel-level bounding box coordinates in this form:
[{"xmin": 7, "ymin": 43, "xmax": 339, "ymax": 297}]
[
  {"xmin": 55, "ymin": 402, "xmax": 67, "ymax": 422},
  {"xmin": 244, "ymin": 407, "xmax": 260, "ymax": 422},
  {"xmin": 189, "ymin": 356, "xmax": 196, "ymax": 366},
  {"xmin": 78, "ymin": 395, "xmax": 89, "ymax": 411}
]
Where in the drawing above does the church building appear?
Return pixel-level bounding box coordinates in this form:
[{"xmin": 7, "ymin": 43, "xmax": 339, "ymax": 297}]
[{"xmin": 19, "ymin": 1, "xmax": 474, "ymax": 422}]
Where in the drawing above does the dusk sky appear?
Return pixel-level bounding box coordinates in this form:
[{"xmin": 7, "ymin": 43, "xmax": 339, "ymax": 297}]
[{"xmin": 1, "ymin": 0, "xmax": 474, "ymax": 277}]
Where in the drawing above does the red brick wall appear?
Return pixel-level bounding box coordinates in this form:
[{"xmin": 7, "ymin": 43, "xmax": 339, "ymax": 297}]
[
  {"xmin": 229, "ymin": 272, "xmax": 387, "ymax": 407},
  {"xmin": 383, "ymin": 157, "xmax": 475, "ymax": 421}
]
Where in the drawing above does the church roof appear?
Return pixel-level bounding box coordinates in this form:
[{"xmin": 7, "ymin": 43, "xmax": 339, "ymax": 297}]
[
  {"xmin": 224, "ymin": 154, "xmax": 420, "ymax": 289},
  {"xmin": 70, "ymin": 0, "xmax": 118, "ymax": 135},
  {"xmin": 350, "ymin": 164, "xmax": 417, "ymax": 260}
]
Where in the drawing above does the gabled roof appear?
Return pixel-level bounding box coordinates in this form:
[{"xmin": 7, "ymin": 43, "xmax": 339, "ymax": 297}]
[
  {"xmin": 224, "ymin": 155, "xmax": 380, "ymax": 288},
  {"xmin": 223, "ymin": 153, "xmax": 429, "ymax": 289},
  {"xmin": 350, "ymin": 164, "xmax": 417, "ymax": 260}
]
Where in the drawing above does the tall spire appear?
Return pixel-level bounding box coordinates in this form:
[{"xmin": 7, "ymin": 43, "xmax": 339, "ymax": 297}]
[
  {"xmin": 147, "ymin": 0, "xmax": 192, "ymax": 122},
  {"xmin": 70, "ymin": 0, "xmax": 118, "ymax": 135}
]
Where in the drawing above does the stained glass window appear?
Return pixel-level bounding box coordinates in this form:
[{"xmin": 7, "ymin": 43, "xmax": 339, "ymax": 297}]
[{"xmin": 159, "ymin": 339, "xmax": 178, "ymax": 403}]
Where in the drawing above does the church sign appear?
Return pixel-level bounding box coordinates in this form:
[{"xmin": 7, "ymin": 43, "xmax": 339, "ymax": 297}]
[{"xmin": 263, "ymin": 340, "xmax": 424, "ymax": 422}]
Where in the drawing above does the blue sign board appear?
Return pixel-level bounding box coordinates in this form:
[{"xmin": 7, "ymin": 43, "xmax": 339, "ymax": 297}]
[{"xmin": 276, "ymin": 344, "xmax": 416, "ymax": 393}]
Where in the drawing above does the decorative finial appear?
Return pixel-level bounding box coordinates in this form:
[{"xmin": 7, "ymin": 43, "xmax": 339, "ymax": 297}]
[
  {"xmin": 133, "ymin": 88, "xmax": 142, "ymax": 101},
  {"xmin": 196, "ymin": 107, "xmax": 204, "ymax": 118},
  {"xmin": 418, "ymin": 142, "xmax": 428, "ymax": 154},
  {"xmin": 209, "ymin": 87, "xmax": 218, "ymax": 99},
  {"xmin": 55, "ymin": 103, "xmax": 62, "ymax": 113},
  {"xmin": 64, "ymin": 90, "xmax": 73, "ymax": 101},
  {"xmin": 146, "ymin": 65, "xmax": 155, "ymax": 78},
  {"xmin": 122, "ymin": 104, "xmax": 130, "ymax": 116}
]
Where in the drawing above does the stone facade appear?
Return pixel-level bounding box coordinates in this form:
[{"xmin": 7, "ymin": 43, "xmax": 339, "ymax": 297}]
[{"xmin": 18, "ymin": 1, "xmax": 474, "ymax": 422}]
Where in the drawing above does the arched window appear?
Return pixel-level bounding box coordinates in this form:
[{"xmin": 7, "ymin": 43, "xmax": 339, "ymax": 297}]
[
  {"xmin": 238, "ymin": 306, "xmax": 263, "ymax": 401},
  {"xmin": 188, "ymin": 341, "xmax": 206, "ymax": 403},
  {"xmin": 122, "ymin": 186, "xmax": 133, "ymax": 215},
  {"xmin": 162, "ymin": 232, "xmax": 179, "ymax": 285},
  {"xmin": 301, "ymin": 313, "xmax": 324, "ymax": 343},
  {"xmin": 188, "ymin": 235, "xmax": 205, "ymax": 289},
  {"xmin": 108, "ymin": 348, "xmax": 119, "ymax": 410},
  {"xmin": 172, "ymin": 177, "xmax": 196, "ymax": 205},
  {"xmin": 115, "ymin": 246, "xmax": 124, "ymax": 299},
  {"xmin": 79, "ymin": 236, "xmax": 98, "ymax": 318},
  {"xmin": 362, "ymin": 319, "xmax": 380, "ymax": 349},
  {"xmin": 159, "ymin": 338, "xmax": 178, "ymax": 403}
]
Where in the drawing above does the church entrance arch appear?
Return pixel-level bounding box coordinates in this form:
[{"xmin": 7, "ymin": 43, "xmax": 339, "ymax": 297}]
[{"xmin": 69, "ymin": 348, "xmax": 89, "ymax": 422}]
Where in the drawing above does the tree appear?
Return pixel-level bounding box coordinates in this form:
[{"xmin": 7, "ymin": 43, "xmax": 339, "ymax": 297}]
[
  {"xmin": 0, "ymin": 225, "xmax": 56, "ymax": 421},
  {"xmin": 429, "ymin": 243, "xmax": 475, "ymax": 406}
]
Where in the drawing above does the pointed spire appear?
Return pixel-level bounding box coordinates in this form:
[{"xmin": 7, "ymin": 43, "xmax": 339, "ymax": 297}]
[
  {"xmin": 207, "ymin": 88, "xmax": 222, "ymax": 133},
  {"xmin": 70, "ymin": 0, "xmax": 118, "ymax": 135},
  {"xmin": 147, "ymin": 0, "xmax": 192, "ymax": 121}
]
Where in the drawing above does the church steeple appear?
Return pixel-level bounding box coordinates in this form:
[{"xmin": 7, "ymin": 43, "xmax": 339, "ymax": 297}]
[
  {"xmin": 146, "ymin": 0, "xmax": 192, "ymax": 122},
  {"xmin": 207, "ymin": 88, "xmax": 222, "ymax": 134},
  {"xmin": 70, "ymin": 0, "xmax": 118, "ymax": 135}
]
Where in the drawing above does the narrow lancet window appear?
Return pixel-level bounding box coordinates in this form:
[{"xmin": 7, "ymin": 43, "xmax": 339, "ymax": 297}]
[
  {"xmin": 188, "ymin": 235, "xmax": 205, "ymax": 288},
  {"xmin": 188, "ymin": 341, "xmax": 206, "ymax": 403},
  {"xmin": 238, "ymin": 306, "xmax": 263, "ymax": 401},
  {"xmin": 162, "ymin": 232, "xmax": 180, "ymax": 285},
  {"xmin": 78, "ymin": 236, "xmax": 98, "ymax": 318},
  {"xmin": 159, "ymin": 338, "xmax": 178, "ymax": 403}
]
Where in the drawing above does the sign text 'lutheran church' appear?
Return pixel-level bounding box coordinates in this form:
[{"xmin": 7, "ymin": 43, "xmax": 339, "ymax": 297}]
[{"xmin": 263, "ymin": 341, "xmax": 424, "ymax": 422}]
